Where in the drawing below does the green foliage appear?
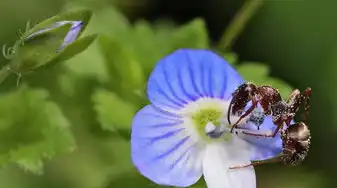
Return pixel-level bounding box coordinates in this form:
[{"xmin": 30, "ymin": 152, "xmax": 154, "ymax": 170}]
[
  {"xmin": 0, "ymin": 2, "xmax": 317, "ymax": 188},
  {"xmin": 0, "ymin": 87, "xmax": 75, "ymax": 174},
  {"xmin": 92, "ymin": 88, "xmax": 137, "ymax": 132},
  {"xmin": 219, "ymin": 51, "xmax": 238, "ymax": 65},
  {"xmin": 257, "ymin": 167, "xmax": 330, "ymax": 188}
]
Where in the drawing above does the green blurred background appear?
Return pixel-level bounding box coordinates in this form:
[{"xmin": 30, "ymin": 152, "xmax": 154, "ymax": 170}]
[{"xmin": 0, "ymin": 0, "xmax": 336, "ymax": 187}]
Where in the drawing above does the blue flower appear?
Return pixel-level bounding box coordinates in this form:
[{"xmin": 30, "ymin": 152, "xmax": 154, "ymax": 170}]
[{"xmin": 131, "ymin": 49, "xmax": 282, "ymax": 188}]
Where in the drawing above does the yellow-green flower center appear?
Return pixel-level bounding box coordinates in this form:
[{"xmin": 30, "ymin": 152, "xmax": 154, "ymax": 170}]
[
  {"xmin": 192, "ymin": 108, "xmax": 222, "ymax": 128},
  {"xmin": 191, "ymin": 108, "xmax": 231, "ymax": 142}
]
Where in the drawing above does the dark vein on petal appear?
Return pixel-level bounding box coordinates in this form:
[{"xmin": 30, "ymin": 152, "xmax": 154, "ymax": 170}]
[
  {"xmin": 148, "ymin": 121, "xmax": 183, "ymax": 128},
  {"xmin": 168, "ymin": 142, "xmax": 196, "ymax": 171},
  {"xmin": 163, "ymin": 62, "xmax": 188, "ymax": 105},
  {"xmin": 208, "ymin": 62, "xmax": 214, "ymax": 98},
  {"xmin": 219, "ymin": 65, "xmax": 227, "ymax": 99},
  {"xmin": 177, "ymin": 60, "xmax": 196, "ymax": 101},
  {"xmin": 152, "ymin": 79, "xmax": 184, "ymax": 108},
  {"xmin": 199, "ymin": 53, "xmax": 207, "ymax": 96},
  {"xmin": 186, "ymin": 52, "xmax": 202, "ymax": 97},
  {"xmin": 148, "ymin": 128, "xmax": 184, "ymax": 144},
  {"xmin": 153, "ymin": 136, "xmax": 190, "ymax": 161},
  {"xmin": 151, "ymin": 105, "xmax": 183, "ymax": 118},
  {"xmin": 71, "ymin": 22, "xmax": 83, "ymax": 31}
]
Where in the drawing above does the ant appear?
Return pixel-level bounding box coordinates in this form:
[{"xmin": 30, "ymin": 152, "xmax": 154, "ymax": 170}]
[
  {"xmin": 226, "ymin": 82, "xmax": 312, "ymax": 169},
  {"xmin": 229, "ymin": 121, "xmax": 311, "ymax": 169},
  {"xmin": 227, "ymin": 82, "xmax": 311, "ymax": 138}
]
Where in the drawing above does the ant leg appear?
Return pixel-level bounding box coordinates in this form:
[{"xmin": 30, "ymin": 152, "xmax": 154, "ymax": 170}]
[
  {"xmin": 238, "ymin": 123, "xmax": 283, "ymax": 138},
  {"xmin": 286, "ymin": 89, "xmax": 300, "ymax": 104},
  {"xmin": 230, "ymin": 97, "xmax": 258, "ymax": 133},
  {"xmin": 287, "ymin": 87, "xmax": 312, "ymax": 123},
  {"xmin": 229, "ymin": 158, "xmax": 281, "ymax": 170},
  {"xmin": 270, "ymin": 124, "xmax": 283, "ymax": 137},
  {"xmin": 287, "ymin": 90, "xmax": 302, "ymax": 115},
  {"xmin": 227, "ymin": 99, "xmax": 234, "ymax": 125}
]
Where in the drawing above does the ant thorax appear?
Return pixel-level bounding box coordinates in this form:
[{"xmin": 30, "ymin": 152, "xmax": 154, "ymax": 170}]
[{"xmin": 271, "ymin": 101, "xmax": 289, "ymax": 123}]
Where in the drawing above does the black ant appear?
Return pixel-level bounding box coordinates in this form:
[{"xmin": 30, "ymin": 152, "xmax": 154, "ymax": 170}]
[{"xmin": 227, "ymin": 82, "xmax": 311, "ymax": 138}]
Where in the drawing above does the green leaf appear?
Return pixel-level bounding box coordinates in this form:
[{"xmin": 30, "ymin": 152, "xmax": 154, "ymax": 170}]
[
  {"xmin": 92, "ymin": 88, "xmax": 137, "ymax": 132},
  {"xmin": 0, "ymin": 87, "xmax": 75, "ymax": 174},
  {"xmin": 128, "ymin": 20, "xmax": 166, "ymax": 76},
  {"xmin": 223, "ymin": 52, "xmax": 238, "ymax": 65},
  {"xmin": 170, "ymin": 18, "xmax": 209, "ymax": 49},
  {"xmin": 86, "ymin": 7, "xmax": 131, "ymax": 37},
  {"xmin": 214, "ymin": 51, "xmax": 238, "ymax": 65},
  {"xmin": 237, "ymin": 62, "xmax": 293, "ymax": 98},
  {"xmin": 236, "ymin": 62, "xmax": 269, "ymax": 81},
  {"xmin": 63, "ymin": 39, "xmax": 108, "ymax": 81},
  {"xmin": 128, "ymin": 18, "xmax": 209, "ymax": 77},
  {"xmin": 43, "ymin": 135, "xmax": 131, "ymax": 188},
  {"xmin": 106, "ymin": 170, "xmax": 162, "ymax": 188},
  {"xmin": 98, "ymin": 35, "xmax": 145, "ymax": 90},
  {"xmin": 45, "ymin": 33, "xmax": 98, "ymax": 68},
  {"xmin": 190, "ymin": 179, "xmax": 207, "ymax": 188}
]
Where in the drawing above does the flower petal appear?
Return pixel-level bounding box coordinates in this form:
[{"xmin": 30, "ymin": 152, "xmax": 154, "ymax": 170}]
[
  {"xmin": 131, "ymin": 105, "xmax": 203, "ymax": 187},
  {"xmin": 147, "ymin": 49, "xmax": 244, "ymax": 113},
  {"xmin": 241, "ymin": 115, "xmax": 296, "ymax": 161},
  {"xmin": 202, "ymin": 138, "xmax": 256, "ymax": 188},
  {"xmin": 244, "ymin": 116, "xmax": 282, "ymax": 161},
  {"xmin": 60, "ymin": 21, "xmax": 83, "ymax": 50}
]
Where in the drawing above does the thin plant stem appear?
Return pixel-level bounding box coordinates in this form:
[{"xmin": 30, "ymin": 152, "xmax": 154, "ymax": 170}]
[
  {"xmin": 219, "ymin": 0, "xmax": 264, "ymax": 51},
  {"xmin": 0, "ymin": 64, "xmax": 12, "ymax": 85}
]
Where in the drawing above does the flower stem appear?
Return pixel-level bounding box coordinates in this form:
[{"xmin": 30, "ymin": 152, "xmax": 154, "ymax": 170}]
[
  {"xmin": 219, "ymin": 0, "xmax": 264, "ymax": 51},
  {"xmin": 0, "ymin": 64, "xmax": 11, "ymax": 85}
]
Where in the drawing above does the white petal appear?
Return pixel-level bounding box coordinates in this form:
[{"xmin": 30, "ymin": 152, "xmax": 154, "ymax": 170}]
[{"xmin": 202, "ymin": 137, "xmax": 256, "ymax": 188}]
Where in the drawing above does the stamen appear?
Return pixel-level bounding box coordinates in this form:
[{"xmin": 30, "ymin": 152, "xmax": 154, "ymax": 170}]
[{"xmin": 205, "ymin": 122, "xmax": 226, "ymax": 139}]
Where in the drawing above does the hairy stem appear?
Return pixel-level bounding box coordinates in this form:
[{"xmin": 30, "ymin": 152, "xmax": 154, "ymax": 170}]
[
  {"xmin": 219, "ymin": 0, "xmax": 264, "ymax": 51},
  {"xmin": 0, "ymin": 64, "xmax": 12, "ymax": 85}
]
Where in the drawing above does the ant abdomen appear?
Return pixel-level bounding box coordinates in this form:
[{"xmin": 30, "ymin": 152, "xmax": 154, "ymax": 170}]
[{"xmin": 281, "ymin": 122, "xmax": 311, "ymax": 166}]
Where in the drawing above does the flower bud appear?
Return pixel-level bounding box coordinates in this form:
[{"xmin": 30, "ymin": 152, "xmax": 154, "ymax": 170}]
[
  {"xmin": 25, "ymin": 21, "xmax": 84, "ymax": 52},
  {"xmin": 5, "ymin": 9, "xmax": 97, "ymax": 73}
]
